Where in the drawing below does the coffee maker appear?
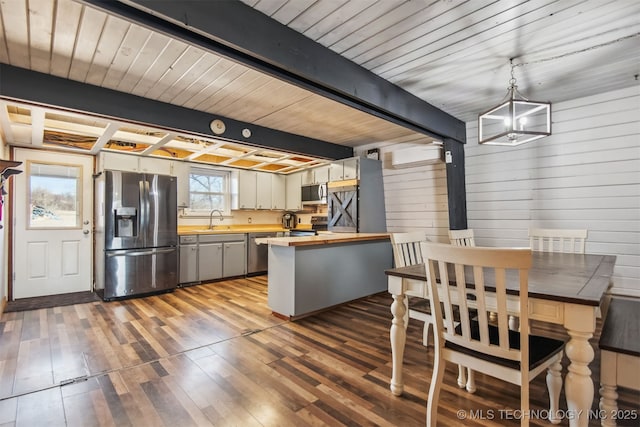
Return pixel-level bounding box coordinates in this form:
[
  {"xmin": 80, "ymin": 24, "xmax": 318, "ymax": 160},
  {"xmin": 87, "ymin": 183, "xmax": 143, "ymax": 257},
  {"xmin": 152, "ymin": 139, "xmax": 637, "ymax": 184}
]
[{"xmin": 282, "ymin": 212, "xmax": 297, "ymax": 229}]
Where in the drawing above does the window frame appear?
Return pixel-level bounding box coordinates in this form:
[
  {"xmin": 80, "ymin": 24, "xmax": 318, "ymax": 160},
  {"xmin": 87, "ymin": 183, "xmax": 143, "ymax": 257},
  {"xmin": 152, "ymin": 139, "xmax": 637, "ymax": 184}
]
[
  {"xmin": 27, "ymin": 161, "xmax": 83, "ymax": 230},
  {"xmin": 183, "ymin": 167, "xmax": 232, "ymax": 217}
]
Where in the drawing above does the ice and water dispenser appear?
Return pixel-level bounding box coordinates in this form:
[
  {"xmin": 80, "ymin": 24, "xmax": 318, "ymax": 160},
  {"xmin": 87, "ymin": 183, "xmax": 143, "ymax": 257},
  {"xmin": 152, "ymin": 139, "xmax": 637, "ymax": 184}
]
[{"xmin": 114, "ymin": 207, "xmax": 137, "ymax": 237}]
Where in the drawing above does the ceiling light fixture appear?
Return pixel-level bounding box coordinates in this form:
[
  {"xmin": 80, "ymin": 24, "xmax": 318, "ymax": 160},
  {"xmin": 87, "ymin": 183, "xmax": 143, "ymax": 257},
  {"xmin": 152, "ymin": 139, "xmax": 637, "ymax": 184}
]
[{"xmin": 478, "ymin": 59, "xmax": 551, "ymax": 146}]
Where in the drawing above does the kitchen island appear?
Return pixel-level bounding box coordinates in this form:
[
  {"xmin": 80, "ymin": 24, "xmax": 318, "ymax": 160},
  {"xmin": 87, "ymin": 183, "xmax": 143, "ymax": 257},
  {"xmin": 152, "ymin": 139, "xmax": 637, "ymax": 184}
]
[{"xmin": 256, "ymin": 233, "xmax": 392, "ymax": 319}]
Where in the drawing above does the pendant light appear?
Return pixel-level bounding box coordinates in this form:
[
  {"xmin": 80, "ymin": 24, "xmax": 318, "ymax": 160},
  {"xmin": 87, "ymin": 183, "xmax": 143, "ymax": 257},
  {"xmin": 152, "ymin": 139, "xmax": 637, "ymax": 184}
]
[{"xmin": 478, "ymin": 60, "xmax": 551, "ymax": 146}]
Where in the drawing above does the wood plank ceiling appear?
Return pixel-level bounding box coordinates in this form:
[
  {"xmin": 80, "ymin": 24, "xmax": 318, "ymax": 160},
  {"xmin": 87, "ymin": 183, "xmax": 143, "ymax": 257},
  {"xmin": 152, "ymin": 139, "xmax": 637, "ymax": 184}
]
[{"xmin": 0, "ymin": 0, "xmax": 638, "ymax": 172}]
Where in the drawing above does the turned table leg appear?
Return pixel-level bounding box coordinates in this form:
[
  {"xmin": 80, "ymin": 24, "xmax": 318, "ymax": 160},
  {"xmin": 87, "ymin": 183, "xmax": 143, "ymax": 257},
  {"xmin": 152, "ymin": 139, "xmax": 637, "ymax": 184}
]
[
  {"xmin": 390, "ymin": 290, "xmax": 407, "ymax": 396},
  {"xmin": 564, "ymin": 305, "xmax": 597, "ymax": 427},
  {"xmin": 599, "ymin": 349, "xmax": 618, "ymax": 427}
]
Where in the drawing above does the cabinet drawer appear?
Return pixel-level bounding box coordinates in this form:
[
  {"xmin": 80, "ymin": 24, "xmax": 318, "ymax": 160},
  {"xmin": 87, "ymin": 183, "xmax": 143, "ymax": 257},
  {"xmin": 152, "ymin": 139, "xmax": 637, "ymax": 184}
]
[
  {"xmin": 180, "ymin": 235, "xmax": 198, "ymax": 244},
  {"xmin": 199, "ymin": 234, "xmax": 245, "ymax": 243}
]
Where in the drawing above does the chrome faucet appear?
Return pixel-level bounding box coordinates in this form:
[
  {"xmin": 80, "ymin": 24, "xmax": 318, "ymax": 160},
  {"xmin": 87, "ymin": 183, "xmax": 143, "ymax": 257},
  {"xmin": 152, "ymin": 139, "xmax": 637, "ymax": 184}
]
[{"xmin": 209, "ymin": 209, "xmax": 224, "ymax": 229}]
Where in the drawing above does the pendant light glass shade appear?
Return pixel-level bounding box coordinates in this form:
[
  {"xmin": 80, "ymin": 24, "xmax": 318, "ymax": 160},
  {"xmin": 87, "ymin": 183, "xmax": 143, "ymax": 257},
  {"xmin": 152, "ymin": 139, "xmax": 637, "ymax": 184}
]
[{"xmin": 478, "ymin": 65, "xmax": 551, "ymax": 146}]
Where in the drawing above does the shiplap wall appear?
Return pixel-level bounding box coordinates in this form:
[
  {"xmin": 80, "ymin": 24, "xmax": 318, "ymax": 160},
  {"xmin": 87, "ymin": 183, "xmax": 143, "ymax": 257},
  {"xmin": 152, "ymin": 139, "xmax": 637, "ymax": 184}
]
[
  {"xmin": 465, "ymin": 87, "xmax": 640, "ymax": 296},
  {"xmin": 356, "ymin": 87, "xmax": 639, "ymax": 296},
  {"xmin": 354, "ymin": 142, "xmax": 450, "ymax": 243}
]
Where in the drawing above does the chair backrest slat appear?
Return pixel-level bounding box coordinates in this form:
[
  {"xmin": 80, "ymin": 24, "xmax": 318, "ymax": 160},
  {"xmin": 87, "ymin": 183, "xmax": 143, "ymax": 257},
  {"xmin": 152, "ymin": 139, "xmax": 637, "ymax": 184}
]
[
  {"xmin": 421, "ymin": 242, "xmax": 532, "ymax": 363},
  {"xmin": 390, "ymin": 231, "xmax": 429, "ymax": 268},
  {"xmin": 454, "ymin": 263, "xmax": 472, "ymax": 341},
  {"xmin": 448, "ymin": 229, "xmax": 475, "ymax": 247},
  {"xmin": 529, "ymin": 228, "xmax": 587, "ymax": 254}
]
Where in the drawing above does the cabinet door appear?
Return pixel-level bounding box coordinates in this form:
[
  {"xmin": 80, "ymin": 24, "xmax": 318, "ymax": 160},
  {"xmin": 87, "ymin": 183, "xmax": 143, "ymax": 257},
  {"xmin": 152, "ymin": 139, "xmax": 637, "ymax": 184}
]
[
  {"xmin": 285, "ymin": 173, "xmax": 302, "ymax": 211},
  {"xmin": 173, "ymin": 161, "xmax": 190, "ymax": 208},
  {"xmin": 343, "ymin": 158, "xmax": 359, "ymax": 180},
  {"xmin": 100, "ymin": 152, "xmax": 140, "ymax": 172},
  {"xmin": 223, "ymin": 241, "xmax": 246, "ymax": 277},
  {"xmin": 255, "ymin": 172, "xmax": 271, "ymax": 209},
  {"xmin": 179, "ymin": 244, "xmax": 198, "ymax": 283},
  {"xmin": 139, "ymin": 157, "xmax": 173, "ymax": 175},
  {"xmin": 238, "ymin": 170, "xmax": 257, "ymax": 209},
  {"xmin": 329, "ymin": 162, "xmax": 343, "ymax": 181},
  {"xmin": 198, "ymin": 243, "xmax": 223, "ymax": 281},
  {"xmin": 300, "ymin": 169, "xmax": 314, "ymax": 186},
  {"xmin": 314, "ymin": 166, "xmax": 330, "ymax": 183},
  {"xmin": 271, "ymin": 174, "xmax": 286, "ymax": 209}
]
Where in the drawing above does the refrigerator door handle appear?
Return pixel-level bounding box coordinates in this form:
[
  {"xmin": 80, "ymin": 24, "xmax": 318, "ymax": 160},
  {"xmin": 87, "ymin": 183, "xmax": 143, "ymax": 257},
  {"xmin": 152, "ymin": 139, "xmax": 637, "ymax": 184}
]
[
  {"xmin": 139, "ymin": 180, "xmax": 146, "ymax": 240},
  {"xmin": 106, "ymin": 247, "xmax": 177, "ymax": 257},
  {"xmin": 144, "ymin": 180, "xmax": 151, "ymax": 237}
]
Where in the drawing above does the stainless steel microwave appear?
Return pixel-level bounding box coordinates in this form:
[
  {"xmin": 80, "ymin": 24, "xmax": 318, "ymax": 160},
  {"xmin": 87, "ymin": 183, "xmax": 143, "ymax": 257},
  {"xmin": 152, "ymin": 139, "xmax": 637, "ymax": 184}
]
[{"xmin": 301, "ymin": 183, "xmax": 327, "ymax": 205}]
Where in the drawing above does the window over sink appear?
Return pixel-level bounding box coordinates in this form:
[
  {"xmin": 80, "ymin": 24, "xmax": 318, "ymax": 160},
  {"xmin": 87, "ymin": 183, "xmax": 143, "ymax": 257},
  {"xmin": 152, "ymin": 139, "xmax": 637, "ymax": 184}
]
[{"xmin": 185, "ymin": 168, "xmax": 232, "ymax": 216}]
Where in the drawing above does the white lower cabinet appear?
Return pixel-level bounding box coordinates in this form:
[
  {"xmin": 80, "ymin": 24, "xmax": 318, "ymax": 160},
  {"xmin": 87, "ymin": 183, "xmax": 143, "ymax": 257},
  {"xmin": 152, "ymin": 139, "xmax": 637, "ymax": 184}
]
[
  {"xmin": 179, "ymin": 239, "xmax": 198, "ymax": 283},
  {"xmin": 198, "ymin": 242, "xmax": 223, "ymax": 282},
  {"xmin": 223, "ymin": 241, "xmax": 246, "ymax": 277},
  {"xmin": 179, "ymin": 234, "xmax": 246, "ymax": 284}
]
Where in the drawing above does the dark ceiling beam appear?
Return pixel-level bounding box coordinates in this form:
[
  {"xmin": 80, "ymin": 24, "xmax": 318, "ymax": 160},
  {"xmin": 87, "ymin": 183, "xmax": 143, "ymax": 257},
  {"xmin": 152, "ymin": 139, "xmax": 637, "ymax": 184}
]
[
  {"xmin": 0, "ymin": 64, "xmax": 352, "ymax": 160},
  {"xmin": 82, "ymin": 0, "xmax": 466, "ymax": 144}
]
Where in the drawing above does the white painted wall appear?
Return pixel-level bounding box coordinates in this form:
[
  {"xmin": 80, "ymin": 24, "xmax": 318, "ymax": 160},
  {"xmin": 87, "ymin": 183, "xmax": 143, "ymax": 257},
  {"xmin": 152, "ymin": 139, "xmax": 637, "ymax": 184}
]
[
  {"xmin": 465, "ymin": 87, "xmax": 640, "ymax": 296},
  {"xmin": 354, "ymin": 141, "xmax": 450, "ymax": 243},
  {"xmin": 357, "ymin": 87, "xmax": 639, "ymax": 296}
]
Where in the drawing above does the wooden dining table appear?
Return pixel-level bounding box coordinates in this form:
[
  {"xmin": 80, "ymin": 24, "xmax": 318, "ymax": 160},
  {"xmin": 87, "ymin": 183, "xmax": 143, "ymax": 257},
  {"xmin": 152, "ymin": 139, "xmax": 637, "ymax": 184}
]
[{"xmin": 385, "ymin": 251, "xmax": 616, "ymax": 427}]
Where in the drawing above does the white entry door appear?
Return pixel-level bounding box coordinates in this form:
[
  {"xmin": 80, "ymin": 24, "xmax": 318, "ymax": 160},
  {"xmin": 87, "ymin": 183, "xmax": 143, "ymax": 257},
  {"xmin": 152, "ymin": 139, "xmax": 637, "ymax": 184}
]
[{"xmin": 13, "ymin": 149, "xmax": 94, "ymax": 299}]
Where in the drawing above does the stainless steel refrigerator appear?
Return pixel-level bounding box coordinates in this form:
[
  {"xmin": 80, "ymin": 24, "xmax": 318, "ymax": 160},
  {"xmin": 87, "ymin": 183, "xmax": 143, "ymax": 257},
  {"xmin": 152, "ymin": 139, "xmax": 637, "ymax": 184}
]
[{"xmin": 97, "ymin": 170, "xmax": 178, "ymax": 300}]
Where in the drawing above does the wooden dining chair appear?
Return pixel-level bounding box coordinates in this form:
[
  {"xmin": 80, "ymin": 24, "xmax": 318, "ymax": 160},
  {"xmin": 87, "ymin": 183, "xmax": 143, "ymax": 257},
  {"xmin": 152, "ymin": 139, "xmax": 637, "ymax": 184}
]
[
  {"xmin": 528, "ymin": 228, "xmax": 587, "ymax": 253},
  {"xmin": 448, "ymin": 229, "xmax": 475, "ymax": 247},
  {"xmin": 391, "ymin": 231, "xmax": 476, "ymax": 393},
  {"xmin": 447, "ymin": 229, "xmax": 477, "ymax": 392},
  {"xmin": 420, "ymin": 242, "xmax": 565, "ymax": 427},
  {"xmin": 528, "ymin": 228, "xmax": 599, "ymax": 318},
  {"xmin": 390, "ymin": 231, "xmax": 431, "ymax": 346}
]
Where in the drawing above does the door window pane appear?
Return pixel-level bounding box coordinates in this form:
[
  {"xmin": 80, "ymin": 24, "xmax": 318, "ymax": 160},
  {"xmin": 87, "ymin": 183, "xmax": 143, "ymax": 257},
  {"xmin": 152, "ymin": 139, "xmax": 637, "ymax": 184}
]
[{"xmin": 29, "ymin": 162, "xmax": 81, "ymax": 228}]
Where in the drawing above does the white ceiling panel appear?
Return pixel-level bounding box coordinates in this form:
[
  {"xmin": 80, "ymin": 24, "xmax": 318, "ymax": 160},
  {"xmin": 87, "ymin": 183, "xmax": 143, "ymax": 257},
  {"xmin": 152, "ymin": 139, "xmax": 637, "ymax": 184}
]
[{"xmin": 0, "ymin": 0, "xmax": 637, "ymax": 171}]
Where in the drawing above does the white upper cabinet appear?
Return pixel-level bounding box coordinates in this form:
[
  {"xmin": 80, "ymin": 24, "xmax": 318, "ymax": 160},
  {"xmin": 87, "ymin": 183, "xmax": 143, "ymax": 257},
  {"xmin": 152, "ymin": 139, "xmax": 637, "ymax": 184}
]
[
  {"xmin": 271, "ymin": 174, "xmax": 286, "ymax": 210},
  {"xmin": 343, "ymin": 158, "xmax": 358, "ymax": 180},
  {"xmin": 238, "ymin": 170, "xmax": 258, "ymax": 209},
  {"xmin": 98, "ymin": 152, "xmax": 175, "ymax": 176},
  {"xmin": 301, "ymin": 165, "xmax": 330, "ymax": 185},
  {"xmin": 139, "ymin": 156, "xmax": 173, "ymax": 175},
  {"xmin": 300, "ymin": 169, "xmax": 314, "ymax": 186},
  {"xmin": 256, "ymin": 172, "xmax": 271, "ymax": 209},
  {"xmin": 329, "ymin": 157, "xmax": 359, "ymax": 181},
  {"xmin": 238, "ymin": 171, "xmax": 285, "ymax": 210},
  {"xmin": 173, "ymin": 161, "xmax": 191, "ymax": 208},
  {"xmin": 285, "ymin": 173, "xmax": 302, "ymax": 211},
  {"xmin": 314, "ymin": 165, "xmax": 330, "ymax": 183}
]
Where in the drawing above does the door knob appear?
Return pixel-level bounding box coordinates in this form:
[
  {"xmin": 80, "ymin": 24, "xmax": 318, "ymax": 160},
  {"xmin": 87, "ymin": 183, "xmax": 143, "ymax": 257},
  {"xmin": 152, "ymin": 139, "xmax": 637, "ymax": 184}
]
[
  {"xmin": 83, "ymin": 230, "xmax": 90, "ymax": 234},
  {"xmin": 83, "ymin": 220, "xmax": 90, "ymax": 225}
]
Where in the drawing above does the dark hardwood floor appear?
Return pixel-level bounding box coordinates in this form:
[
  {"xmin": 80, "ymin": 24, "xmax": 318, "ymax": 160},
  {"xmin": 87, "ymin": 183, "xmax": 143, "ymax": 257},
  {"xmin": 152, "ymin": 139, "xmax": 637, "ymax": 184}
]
[{"xmin": 0, "ymin": 276, "xmax": 637, "ymax": 426}]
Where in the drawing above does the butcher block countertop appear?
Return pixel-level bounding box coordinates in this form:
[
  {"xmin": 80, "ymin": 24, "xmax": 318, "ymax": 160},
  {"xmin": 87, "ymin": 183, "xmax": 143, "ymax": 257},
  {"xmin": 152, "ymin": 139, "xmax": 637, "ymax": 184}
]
[
  {"xmin": 256, "ymin": 232, "xmax": 390, "ymax": 247},
  {"xmin": 178, "ymin": 224, "xmax": 289, "ymax": 235}
]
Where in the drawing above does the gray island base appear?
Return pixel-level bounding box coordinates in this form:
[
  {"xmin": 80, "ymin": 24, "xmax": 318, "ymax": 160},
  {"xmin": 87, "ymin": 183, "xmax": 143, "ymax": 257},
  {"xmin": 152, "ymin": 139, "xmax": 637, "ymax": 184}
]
[{"xmin": 260, "ymin": 233, "xmax": 392, "ymax": 319}]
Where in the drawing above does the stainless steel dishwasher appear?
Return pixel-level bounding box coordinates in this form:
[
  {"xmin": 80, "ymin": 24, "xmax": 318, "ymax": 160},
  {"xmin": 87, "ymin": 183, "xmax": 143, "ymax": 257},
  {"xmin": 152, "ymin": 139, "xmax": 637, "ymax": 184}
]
[{"xmin": 247, "ymin": 232, "xmax": 280, "ymax": 275}]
